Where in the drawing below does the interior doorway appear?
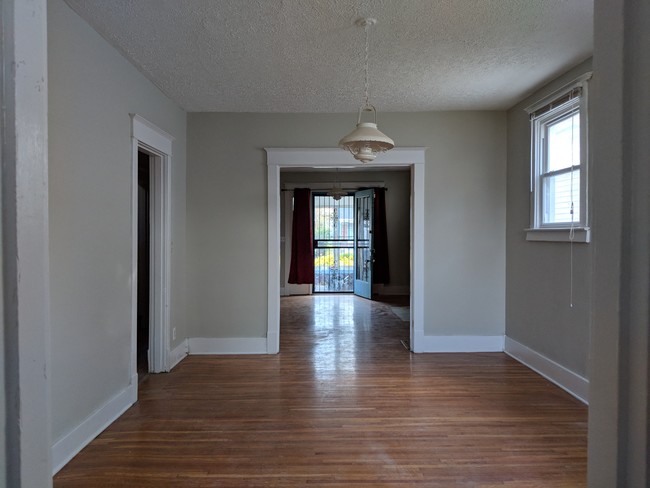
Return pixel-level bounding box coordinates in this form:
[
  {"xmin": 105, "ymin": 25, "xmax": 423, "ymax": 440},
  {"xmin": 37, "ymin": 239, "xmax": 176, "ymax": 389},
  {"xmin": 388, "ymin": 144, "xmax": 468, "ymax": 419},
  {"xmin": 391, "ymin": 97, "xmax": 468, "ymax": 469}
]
[
  {"xmin": 137, "ymin": 150, "xmax": 151, "ymax": 381},
  {"xmin": 266, "ymin": 147, "xmax": 427, "ymax": 354},
  {"xmin": 130, "ymin": 114, "xmax": 173, "ymax": 383}
]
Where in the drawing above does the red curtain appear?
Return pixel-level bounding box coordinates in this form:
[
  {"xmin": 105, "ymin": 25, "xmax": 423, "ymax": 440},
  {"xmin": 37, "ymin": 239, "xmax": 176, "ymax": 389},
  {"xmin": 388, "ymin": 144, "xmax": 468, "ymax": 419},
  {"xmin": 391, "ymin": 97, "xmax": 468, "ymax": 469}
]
[
  {"xmin": 288, "ymin": 188, "xmax": 314, "ymax": 284},
  {"xmin": 372, "ymin": 188, "xmax": 390, "ymax": 284}
]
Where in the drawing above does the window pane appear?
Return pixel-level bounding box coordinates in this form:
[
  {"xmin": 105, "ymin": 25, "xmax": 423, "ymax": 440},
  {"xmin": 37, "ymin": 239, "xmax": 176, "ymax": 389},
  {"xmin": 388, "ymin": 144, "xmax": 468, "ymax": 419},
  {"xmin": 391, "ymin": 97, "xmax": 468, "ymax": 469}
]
[
  {"xmin": 546, "ymin": 112, "xmax": 580, "ymax": 172},
  {"xmin": 542, "ymin": 169, "xmax": 580, "ymax": 225},
  {"xmin": 313, "ymin": 195, "xmax": 354, "ymax": 240}
]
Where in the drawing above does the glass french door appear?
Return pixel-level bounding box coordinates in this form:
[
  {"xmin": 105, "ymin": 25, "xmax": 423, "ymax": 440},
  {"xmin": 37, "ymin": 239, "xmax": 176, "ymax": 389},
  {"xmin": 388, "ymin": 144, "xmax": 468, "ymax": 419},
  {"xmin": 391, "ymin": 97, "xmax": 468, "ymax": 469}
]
[{"xmin": 353, "ymin": 189, "xmax": 374, "ymax": 299}]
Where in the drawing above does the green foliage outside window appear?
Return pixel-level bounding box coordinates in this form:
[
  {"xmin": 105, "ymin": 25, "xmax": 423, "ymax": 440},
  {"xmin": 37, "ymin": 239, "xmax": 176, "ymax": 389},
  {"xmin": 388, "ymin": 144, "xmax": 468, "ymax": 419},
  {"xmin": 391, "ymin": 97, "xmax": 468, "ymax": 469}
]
[{"xmin": 314, "ymin": 253, "xmax": 354, "ymax": 268}]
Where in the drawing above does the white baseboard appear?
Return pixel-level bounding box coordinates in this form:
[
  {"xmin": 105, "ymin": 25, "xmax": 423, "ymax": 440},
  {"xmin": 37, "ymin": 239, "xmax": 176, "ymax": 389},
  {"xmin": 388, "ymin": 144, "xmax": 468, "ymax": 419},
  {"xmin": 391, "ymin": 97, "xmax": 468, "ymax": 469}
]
[
  {"xmin": 52, "ymin": 377, "xmax": 137, "ymax": 474},
  {"xmin": 504, "ymin": 336, "xmax": 588, "ymax": 404},
  {"xmin": 188, "ymin": 337, "xmax": 268, "ymax": 355},
  {"xmin": 169, "ymin": 339, "xmax": 188, "ymax": 370},
  {"xmin": 420, "ymin": 335, "xmax": 505, "ymax": 352}
]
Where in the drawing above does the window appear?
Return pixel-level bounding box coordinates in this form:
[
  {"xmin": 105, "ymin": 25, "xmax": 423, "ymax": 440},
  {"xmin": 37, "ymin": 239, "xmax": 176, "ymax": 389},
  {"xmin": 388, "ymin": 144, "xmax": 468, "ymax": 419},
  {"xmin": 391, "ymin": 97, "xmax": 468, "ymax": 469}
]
[{"xmin": 526, "ymin": 72, "xmax": 591, "ymax": 242}]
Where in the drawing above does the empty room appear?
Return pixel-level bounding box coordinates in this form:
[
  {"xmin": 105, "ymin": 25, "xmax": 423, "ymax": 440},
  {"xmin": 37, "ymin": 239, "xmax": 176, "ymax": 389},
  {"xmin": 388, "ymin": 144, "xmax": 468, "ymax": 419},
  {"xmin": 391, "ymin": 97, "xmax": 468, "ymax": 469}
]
[{"xmin": 3, "ymin": 0, "xmax": 649, "ymax": 487}]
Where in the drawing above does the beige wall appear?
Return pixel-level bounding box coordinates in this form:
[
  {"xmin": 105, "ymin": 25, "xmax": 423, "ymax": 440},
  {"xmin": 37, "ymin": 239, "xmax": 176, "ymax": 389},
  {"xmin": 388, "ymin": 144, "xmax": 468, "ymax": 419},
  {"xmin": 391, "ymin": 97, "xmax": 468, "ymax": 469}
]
[
  {"xmin": 505, "ymin": 58, "xmax": 593, "ymax": 377},
  {"xmin": 48, "ymin": 0, "xmax": 187, "ymax": 443},
  {"xmin": 187, "ymin": 111, "xmax": 506, "ymax": 339}
]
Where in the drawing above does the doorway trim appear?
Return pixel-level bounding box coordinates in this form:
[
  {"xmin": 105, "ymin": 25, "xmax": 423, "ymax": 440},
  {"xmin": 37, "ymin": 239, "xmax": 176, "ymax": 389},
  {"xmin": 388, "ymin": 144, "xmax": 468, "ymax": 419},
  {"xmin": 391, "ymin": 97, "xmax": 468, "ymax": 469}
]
[
  {"xmin": 266, "ymin": 147, "xmax": 427, "ymax": 354},
  {"xmin": 130, "ymin": 114, "xmax": 173, "ymax": 380}
]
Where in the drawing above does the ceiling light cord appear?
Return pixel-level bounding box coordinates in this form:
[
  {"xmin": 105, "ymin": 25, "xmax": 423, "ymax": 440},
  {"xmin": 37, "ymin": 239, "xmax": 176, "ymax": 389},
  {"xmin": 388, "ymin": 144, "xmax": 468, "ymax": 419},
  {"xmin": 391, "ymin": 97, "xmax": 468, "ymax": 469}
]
[
  {"xmin": 363, "ymin": 23, "xmax": 370, "ymax": 109},
  {"xmin": 569, "ymin": 108, "xmax": 577, "ymax": 308}
]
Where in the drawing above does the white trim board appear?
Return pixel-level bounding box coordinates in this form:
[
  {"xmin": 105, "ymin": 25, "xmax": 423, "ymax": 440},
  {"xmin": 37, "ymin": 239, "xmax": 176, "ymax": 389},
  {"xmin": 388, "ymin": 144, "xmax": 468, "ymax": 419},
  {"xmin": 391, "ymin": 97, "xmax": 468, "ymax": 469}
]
[
  {"xmin": 131, "ymin": 113, "xmax": 174, "ymax": 154},
  {"xmin": 282, "ymin": 181, "xmax": 386, "ymax": 190},
  {"xmin": 504, "ymin": 336, "xmax": 588, "ymax": 404},
  {"xmin": 188, "ymin": 337, "xmax": 268, "ymax": 355},
  {"xmin": 51, "ymin": 378, "xmax": 137, "ymax": 475},
  {"xmin": 169, "ymin": 339, "xmax": 189, "ymax": 370},
  {"xmin": 420, "ymin": 335, "xmax": 505, "ymax": 352}
]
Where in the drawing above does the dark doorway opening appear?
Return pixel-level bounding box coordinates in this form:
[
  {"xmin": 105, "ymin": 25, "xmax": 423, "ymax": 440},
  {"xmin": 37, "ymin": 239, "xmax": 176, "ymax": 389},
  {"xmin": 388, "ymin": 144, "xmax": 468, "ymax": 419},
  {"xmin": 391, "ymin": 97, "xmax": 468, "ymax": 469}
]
[{"xmin": 137, "ymin": 150, "xmax": 151, "ymax": 382}]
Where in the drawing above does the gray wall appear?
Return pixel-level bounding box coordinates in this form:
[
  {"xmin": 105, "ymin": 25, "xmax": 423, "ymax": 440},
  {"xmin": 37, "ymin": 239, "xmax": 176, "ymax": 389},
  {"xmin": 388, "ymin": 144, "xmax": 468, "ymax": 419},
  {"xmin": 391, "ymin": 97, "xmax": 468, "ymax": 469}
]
[
  {"xmin": 48, "ymin": 0, "xmax": 187, "ymax": 442},
  {"xmin": 187, "ymin": 111, "xmax": 506, "ymax": 339},
  {"xmin": 505, "ymin": 59, "xmax": 593, "ymax": 377},
  {"xmin": 589, "ymin": 0, "xmax": 650, "ymax": 484},
  {"xmin": 280, "ymin": 169, "xmax": 411, "ymax": 293}
]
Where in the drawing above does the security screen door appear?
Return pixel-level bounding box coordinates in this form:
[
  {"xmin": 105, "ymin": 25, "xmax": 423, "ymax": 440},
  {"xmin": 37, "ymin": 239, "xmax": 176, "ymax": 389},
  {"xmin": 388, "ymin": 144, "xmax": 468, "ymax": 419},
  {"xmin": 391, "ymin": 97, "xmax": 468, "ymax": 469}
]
[
  {"xmin": 353, "ymin": 189, "xmax": 374, "ymax": 299},
  {"xmin": 313, "ymin": 194, "xmax": 355, "ymax": 292}
]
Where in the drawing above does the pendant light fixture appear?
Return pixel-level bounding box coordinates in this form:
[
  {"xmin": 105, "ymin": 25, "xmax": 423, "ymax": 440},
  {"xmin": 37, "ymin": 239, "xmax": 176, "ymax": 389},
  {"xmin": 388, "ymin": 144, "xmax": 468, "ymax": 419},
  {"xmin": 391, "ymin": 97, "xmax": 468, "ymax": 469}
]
[
  {"xmin": 327, "ymin": 168, "xmax": 347, "ymax": 201},
  {"xmin": 339, "ymin": 18, "xmax": 394, "ymax": 163}
]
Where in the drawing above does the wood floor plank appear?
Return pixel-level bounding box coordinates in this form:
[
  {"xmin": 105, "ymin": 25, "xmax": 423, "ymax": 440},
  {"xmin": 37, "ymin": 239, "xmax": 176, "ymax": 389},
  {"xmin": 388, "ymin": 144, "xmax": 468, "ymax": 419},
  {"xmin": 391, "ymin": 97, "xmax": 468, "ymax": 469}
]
[{"xmin": 54, "ymin": 295, "xmax": 587, "ymax": 486}]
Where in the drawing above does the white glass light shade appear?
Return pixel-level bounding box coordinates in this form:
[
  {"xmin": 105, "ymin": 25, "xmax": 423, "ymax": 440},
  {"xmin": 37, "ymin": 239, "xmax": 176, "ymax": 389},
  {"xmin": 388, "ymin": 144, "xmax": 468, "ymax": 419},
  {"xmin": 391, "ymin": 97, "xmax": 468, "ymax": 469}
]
[{"xmin": 339, "ymin": 106, "xmax": 394, "ymax": 163}]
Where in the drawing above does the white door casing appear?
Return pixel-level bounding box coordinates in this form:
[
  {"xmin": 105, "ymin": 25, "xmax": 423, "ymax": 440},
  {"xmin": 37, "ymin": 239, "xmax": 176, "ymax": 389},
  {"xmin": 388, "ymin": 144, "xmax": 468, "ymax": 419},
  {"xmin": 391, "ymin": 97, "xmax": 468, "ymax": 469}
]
[
  {"xmin": 131, "ymin": 114, "xmax": 173, "ymax": 379},
  {"xmin": 266, "ymin": 147, "xmax": 427, "ymax": 354}
]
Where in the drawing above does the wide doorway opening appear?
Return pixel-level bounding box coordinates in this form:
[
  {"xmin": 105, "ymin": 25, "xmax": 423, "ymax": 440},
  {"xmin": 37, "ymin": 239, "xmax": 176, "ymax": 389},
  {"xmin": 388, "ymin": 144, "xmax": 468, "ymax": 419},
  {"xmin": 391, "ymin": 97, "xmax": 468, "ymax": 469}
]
[{"xmin": 266, "ymin": 147, "xmax": 427, "ymax": 354}]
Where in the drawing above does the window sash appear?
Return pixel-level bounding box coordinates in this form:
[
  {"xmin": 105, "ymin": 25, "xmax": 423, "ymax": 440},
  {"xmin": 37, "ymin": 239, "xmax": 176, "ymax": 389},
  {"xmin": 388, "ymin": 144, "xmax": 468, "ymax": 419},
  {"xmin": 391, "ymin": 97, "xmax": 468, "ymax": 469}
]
[
  {"xmin": 540, "ymin": 167, "xmax": 580, "ymax": 226},
  {"xmin": 543, "ymin": 110, "xmax": 580, "ymax": 174}
]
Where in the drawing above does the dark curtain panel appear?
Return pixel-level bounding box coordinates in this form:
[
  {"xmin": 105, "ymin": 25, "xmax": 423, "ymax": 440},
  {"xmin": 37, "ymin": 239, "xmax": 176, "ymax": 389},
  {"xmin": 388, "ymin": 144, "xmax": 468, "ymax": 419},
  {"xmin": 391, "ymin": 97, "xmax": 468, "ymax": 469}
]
[
  {"xmin": 372, "ymin": 188, "xmax": 390, "ymax": 284},
  {"xmin": 288, "ymin": 188, "xmax": 314, "ymax": 284}
]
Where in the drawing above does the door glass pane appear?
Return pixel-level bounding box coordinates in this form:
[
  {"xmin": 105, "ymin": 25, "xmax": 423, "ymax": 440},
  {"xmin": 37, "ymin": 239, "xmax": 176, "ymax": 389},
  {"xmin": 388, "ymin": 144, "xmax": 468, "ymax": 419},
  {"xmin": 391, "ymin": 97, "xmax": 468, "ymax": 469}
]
[{"xmin": 355, "ymin": 194, "xmax": 371, "ymax": 281}]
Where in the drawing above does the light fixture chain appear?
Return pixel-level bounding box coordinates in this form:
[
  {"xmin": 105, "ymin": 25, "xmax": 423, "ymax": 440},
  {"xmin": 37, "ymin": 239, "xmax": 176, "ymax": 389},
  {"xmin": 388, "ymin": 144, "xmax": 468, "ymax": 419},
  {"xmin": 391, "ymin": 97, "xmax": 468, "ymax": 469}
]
[{"xmin": 363, "ymin": 23, "xmax": 370, "ymax": 108}]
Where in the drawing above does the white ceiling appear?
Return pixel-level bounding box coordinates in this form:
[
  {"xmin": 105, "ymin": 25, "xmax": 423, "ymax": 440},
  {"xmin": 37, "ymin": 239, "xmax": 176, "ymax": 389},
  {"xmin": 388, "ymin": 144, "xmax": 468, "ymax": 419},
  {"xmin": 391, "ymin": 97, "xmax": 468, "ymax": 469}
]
[{"xmin": 64, "ymin": 0, "xmax": 593, "ymax": 113}]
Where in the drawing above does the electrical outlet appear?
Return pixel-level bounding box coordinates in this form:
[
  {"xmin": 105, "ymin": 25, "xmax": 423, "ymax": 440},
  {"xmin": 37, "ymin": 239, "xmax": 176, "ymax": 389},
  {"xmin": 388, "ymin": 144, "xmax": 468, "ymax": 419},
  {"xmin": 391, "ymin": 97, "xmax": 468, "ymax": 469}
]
[{"xmin": 172, "ymin": 327, "xmax": 176, "ymax": 341}]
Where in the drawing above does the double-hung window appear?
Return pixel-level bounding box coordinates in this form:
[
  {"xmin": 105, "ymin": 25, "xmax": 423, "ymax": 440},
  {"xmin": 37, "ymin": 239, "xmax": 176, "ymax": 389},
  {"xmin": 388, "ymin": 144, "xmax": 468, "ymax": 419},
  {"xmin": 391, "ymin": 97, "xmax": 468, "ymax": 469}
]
[{"xmin": 526, "ymin": 72, "xmax": 591, "ymax": 242}]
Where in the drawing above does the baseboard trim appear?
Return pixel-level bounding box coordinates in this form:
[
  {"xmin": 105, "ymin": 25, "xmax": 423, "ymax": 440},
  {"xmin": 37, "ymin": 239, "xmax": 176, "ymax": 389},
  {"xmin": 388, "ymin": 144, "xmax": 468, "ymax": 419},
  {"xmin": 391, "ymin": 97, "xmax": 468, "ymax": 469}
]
[
  {"xmin": 188, "ymin": 337, "xmax": 268, "ymax": 355},
  {"xmin": 51, "ymin": 377, "xmax": 137, "ymax": 474},
  {"xmin": 169, "ymin": 339, "xmax": 189, "ymax": 370},
  {"xmin": 504, "ymin": 336, "xmax": 588, "ymax": 404},
  {"xmin": 420, "ymin": 335, "xmax": 504, "ymax": 352}
]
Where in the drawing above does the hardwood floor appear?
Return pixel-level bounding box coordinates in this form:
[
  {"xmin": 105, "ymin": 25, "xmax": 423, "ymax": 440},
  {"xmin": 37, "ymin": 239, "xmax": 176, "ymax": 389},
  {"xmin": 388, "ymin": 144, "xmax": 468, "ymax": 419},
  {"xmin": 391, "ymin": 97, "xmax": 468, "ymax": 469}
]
[{"xmin": 54, "ymin": 295, "xmax": 587, "ymax": 487}]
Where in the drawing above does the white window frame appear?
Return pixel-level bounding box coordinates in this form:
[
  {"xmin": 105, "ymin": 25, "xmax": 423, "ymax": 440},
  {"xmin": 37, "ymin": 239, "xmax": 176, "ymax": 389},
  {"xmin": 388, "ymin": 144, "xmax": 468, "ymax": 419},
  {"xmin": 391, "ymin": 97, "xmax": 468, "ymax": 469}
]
[{"xmin": 526, "ymin": 72, "xmax": 592, "ymax": 243}]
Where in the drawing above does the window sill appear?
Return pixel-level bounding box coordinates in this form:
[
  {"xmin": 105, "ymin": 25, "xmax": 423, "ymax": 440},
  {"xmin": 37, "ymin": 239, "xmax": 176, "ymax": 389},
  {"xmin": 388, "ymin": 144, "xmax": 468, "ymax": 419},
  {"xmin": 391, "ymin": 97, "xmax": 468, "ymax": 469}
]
[{"xmin": 525, "ymin": 227, "xmax": 591, "ymax": 243}]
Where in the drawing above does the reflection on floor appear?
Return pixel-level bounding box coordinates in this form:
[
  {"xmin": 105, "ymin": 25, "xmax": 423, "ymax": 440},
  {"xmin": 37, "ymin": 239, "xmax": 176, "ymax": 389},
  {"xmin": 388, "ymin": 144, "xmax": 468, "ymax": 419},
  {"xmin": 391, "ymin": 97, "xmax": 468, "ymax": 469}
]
[
  {"xmin": 390, "ymin": 305, "xmax": 410, "ymax": 322},
  {"xmin": 54, "ymin": 294, "xmax": 587, "ymax": 488},
  {"xmin": 281, "ymin": 294, "xmax": 411, "ymax": 380}
]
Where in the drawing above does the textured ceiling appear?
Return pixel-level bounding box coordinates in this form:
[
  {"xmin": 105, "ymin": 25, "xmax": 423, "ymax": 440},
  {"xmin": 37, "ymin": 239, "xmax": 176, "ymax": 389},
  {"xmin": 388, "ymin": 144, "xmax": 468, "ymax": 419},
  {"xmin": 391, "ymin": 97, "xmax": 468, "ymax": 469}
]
[{"xmin": 64, "ymin": 0, "xmax": 593, "ymax": 112}]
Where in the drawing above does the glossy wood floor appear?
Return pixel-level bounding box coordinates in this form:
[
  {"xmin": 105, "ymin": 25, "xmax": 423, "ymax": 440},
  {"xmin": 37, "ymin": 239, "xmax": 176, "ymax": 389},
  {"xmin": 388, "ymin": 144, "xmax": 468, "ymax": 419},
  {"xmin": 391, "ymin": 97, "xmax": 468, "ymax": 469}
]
[{"xmin": 54, "ymin": 295, "xmax": 587, "ymax": 487}]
